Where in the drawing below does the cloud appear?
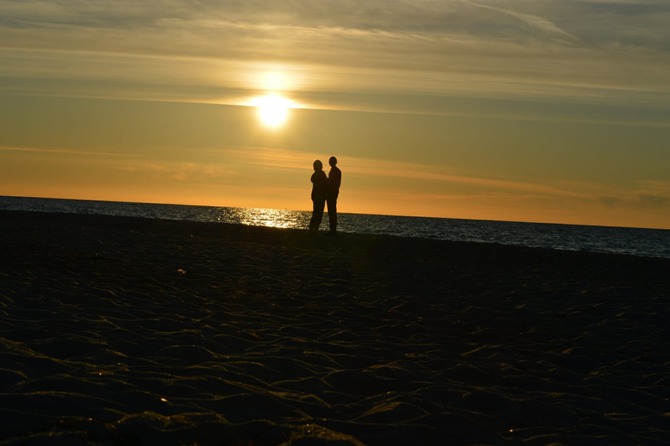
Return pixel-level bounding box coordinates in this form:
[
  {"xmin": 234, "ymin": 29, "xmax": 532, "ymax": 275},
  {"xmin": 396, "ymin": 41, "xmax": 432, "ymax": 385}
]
[
  {"xmin": 200, "ymin": 146, "xmax": 670, "ymax": 215},
  {"xmin": 123, "ymin": 162, "xmax": 229, "ymax": 182},
  {"xmin": 632, "ymin": 180, "xmax": 670, "ymax": 208},
  {"xmin": 3, "ymin": 1, "xmax": 668, "ymax": 52},
  {"xmin": 2, "ymin": 0, "xmax": 669, "ymax": 122},
  {"xmin": 467, "ymin": 1, "xmax": 579, "ymax": 43},
  {"xmin": 351, "ymin": 157, "xmax": 596, "ymax": 201},
  {"xmin": 598, "ymin": 180, "xmax": 670, "ymax": 209},
  {"xmin": 220, "ymin": 146, "xmax": 594, "ymax": 201},
  {"xmin": 0, "ymin": 145, "xmax": 136, "ymax": 158}
]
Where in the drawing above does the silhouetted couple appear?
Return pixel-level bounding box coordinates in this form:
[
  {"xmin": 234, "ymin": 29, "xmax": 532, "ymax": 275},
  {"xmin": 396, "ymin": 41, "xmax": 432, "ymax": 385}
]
[{"xmin": 309, "ymin": 156, "xmax": 341, "ymax": 234}]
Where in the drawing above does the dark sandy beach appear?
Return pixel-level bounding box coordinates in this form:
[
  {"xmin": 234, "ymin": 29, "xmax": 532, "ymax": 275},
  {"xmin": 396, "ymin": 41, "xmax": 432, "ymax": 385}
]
[{"xmin": 1, "ymin": 210, "xmax": 669, "ymax": 445}]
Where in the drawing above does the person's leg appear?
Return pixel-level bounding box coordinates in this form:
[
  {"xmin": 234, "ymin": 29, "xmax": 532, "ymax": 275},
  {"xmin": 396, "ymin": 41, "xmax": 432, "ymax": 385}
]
[
  {"xmin": 327, "ymin": 197, "xmax": 337, "ymax": 233},
  {"xmin": 309, "ymin": 200, "xmax": 319, "ymax": 231},
  {"xmin": 311, "ymin": 199, "xmax": 325, "ymax": 231}
]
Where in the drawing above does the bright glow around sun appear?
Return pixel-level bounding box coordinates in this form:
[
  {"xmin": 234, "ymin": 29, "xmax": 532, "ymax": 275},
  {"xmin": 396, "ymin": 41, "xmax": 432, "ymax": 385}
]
[{"xmin": 251, "ymin": 94, "xmax": 293, "ymax": 128}]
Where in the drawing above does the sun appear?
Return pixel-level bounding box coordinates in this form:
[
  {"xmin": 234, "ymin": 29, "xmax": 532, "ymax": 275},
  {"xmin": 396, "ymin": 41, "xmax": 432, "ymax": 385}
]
[{"xmin": 252, "ymin": 94, "xmax": 293, "ymax": 129}]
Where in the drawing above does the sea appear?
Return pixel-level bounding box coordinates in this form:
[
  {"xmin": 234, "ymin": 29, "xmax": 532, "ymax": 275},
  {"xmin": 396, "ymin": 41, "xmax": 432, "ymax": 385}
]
[{"xmin": 2, "ymin": 195, "xmax": 669, "ymax": 259}]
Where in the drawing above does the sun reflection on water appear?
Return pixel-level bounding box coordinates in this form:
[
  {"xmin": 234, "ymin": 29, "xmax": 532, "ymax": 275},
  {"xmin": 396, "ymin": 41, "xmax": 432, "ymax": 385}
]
[{"xmin": 223, "ymin": 207, "xmax": 310, "ymax": 230}]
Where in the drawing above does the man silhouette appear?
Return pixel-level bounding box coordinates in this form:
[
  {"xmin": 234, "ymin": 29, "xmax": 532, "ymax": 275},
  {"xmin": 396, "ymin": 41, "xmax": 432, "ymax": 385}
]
[
  {"xmin": 309, "ymin": 160, "xmax": 329, "ymax": 233},
  {"xmin": 327, "ymin": 156, "xmax": 342, "ymax": 234}
]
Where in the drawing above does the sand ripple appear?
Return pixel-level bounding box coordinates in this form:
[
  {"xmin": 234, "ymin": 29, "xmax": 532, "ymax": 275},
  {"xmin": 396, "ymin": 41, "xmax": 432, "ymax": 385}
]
[{"xmin": 1, "ymin": 211, "xmax": 670, "ymax": 445}]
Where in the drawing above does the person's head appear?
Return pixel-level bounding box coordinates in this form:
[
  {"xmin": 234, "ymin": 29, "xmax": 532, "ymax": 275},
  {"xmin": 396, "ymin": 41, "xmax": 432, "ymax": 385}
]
[
  {"xmin": 329, "ymin": 156, "xmax": 338, "ymax": 167},
  {"xmin": 313, "ymin": 160, "xmax": 323, "ymax": 171}
]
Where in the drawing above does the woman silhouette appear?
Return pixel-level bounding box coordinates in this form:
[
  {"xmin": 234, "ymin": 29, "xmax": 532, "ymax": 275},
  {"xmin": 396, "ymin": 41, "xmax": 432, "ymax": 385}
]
[{"xmin": 309, "ymin": 160, "xmax": 329, "ymax": 232}]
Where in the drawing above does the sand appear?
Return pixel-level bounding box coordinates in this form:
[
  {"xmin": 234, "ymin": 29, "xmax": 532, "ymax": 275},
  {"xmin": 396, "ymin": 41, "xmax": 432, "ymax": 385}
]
[{"xmin": 1, "ymin": 210, "xmax": 669, "ymax": 445}]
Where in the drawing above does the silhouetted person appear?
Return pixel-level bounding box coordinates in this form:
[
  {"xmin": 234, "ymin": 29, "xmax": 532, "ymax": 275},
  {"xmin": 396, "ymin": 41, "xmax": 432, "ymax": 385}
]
[
  {"xmin": 309, "ymin": 160, "xmax": 329, "ymax": 232},
  {"xmin": 327, "ymin": 156, "xmax": 342, "ymax": 234}
]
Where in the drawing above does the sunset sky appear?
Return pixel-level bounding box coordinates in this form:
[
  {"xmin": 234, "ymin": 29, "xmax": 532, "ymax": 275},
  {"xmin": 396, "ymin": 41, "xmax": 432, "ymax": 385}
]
[{"xmin": 1, "ymin": 1, "xmax": 669, "ymax": 229}]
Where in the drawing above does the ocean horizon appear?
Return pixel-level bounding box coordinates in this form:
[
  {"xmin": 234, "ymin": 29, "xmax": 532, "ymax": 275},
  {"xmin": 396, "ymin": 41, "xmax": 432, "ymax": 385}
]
[{"xmin": 2, "ymin": 195, "xmax": 669, "ymax": 259}]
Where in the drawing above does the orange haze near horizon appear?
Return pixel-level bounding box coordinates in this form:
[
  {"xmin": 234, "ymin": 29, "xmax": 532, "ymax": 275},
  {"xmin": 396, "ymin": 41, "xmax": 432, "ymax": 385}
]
[{"xmin": 1, "ymin": 2, "xmax": 670, "ymax": 230}]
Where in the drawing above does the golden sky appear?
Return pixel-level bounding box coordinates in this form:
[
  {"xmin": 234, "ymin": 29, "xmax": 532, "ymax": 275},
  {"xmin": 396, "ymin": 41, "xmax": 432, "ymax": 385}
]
[{"xmin": 1, "ymin": 1, "xmax": 669, "ymax": 229}]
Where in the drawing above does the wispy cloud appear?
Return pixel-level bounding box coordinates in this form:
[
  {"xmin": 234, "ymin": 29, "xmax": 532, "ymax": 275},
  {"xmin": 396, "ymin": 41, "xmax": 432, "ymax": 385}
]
[
  {"xmin": 218, "ymin": 146, "xmax": 596, "ymax": 201},
  {"xmin": 123, "ymin": 162, "xmax": 228, "ymax": 182},
  {"xmin": 598, "ymin": 180, "xmax": 670, "ymax": 209},
  {"xmin": 3, "ymin": 1, "xmax": 668, "ymax": 55},
  {"xmin": 2, "ymin": 0, "xmax": 669, "ymax": 120},
  {"xmin": 0, "ymin": 145, "xmax": 137, "ymax": 158},
  {"xmin": 468, "ymin": 1, "xmax": 579, "ymax": 43}
]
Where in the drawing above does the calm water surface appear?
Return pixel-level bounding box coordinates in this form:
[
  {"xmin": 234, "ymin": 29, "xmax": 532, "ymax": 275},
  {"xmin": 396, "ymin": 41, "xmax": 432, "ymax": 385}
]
[{"xmin": 2, "ymin": 196, "xmax": 669, "ymax": 259}]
